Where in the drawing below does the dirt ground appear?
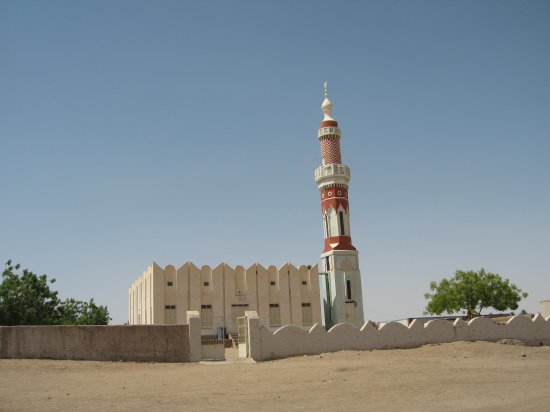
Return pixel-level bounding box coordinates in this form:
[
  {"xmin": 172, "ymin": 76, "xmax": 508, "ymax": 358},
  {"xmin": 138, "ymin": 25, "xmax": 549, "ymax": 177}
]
[{"xmin": 1, "ymin": 341, "xmax": 549, "ymax": 412}]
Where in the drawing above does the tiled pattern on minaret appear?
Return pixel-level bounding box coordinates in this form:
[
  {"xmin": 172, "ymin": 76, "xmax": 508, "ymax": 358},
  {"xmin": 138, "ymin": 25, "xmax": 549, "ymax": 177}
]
[{"xmin": 320, "ymin": 135, "xmax": 342, "ymax": 164}]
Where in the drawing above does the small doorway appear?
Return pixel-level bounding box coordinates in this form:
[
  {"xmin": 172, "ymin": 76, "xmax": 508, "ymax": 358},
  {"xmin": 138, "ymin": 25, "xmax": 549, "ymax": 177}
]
[
  {"xmin": 237, "ymin": 316, "xmax": 248, "ymax": 358},
  {"xmin": 230, "ymin": 304, "xmax": 249, "ymax": 333}
]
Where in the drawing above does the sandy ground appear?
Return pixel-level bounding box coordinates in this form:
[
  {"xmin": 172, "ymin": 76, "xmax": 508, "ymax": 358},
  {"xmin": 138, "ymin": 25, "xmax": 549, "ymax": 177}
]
[{"xmin": 1, "ymin": 341, "xmax": 549, "ymax": 412}]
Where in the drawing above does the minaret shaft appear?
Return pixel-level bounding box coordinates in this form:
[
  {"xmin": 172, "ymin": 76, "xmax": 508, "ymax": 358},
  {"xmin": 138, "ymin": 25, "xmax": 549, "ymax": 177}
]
[{"xmin": 315, "ymin": 86, "xmax": 364, "ymax": 328}]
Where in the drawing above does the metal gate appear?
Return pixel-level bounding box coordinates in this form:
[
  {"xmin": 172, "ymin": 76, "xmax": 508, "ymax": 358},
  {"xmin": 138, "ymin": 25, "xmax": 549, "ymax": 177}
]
[{"xmin": 237, "ymin": 316, "xmax": 248, "ymax": 358}]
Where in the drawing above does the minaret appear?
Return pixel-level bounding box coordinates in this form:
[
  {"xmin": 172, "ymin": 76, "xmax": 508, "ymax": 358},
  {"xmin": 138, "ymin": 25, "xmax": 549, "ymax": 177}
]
[{"xmin": 315, "ymin": 82, "xmax": 364, "ymax": 328}]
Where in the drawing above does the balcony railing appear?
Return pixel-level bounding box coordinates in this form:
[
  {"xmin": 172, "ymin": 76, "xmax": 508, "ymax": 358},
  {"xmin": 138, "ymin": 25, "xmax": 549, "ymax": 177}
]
[{"xmin": 314, "ymin": 164, "xmax": 351, "ymax": 182}]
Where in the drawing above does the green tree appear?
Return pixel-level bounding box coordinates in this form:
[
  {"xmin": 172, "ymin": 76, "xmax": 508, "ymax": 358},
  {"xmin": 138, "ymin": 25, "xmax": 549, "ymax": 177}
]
[
  {"xmin": 0, "ymin": 260, "xmax": 111, "ymax": 325},
  {"xmin": 57, "ymin": 298, "xmax": 110, "ymax": 325},
  {"xmin": 425, "ymin": 268, "xmax": 528, "ymax": 320},
  {"xmin": 0, "ymin": 260, "xmax": 60, "ymax": 325}
]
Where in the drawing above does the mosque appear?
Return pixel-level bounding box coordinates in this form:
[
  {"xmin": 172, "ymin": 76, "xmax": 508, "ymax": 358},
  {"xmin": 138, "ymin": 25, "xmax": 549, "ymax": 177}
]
[{"xmin": 128, "ymin": 85, "xmax": 365, "ymax": 333}]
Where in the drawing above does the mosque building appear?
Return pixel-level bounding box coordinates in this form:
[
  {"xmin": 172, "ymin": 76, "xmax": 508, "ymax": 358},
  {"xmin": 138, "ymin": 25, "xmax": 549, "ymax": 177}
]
[{"xmin": 128, "ymin": 85, "xmax": 364, "ymax": 332}]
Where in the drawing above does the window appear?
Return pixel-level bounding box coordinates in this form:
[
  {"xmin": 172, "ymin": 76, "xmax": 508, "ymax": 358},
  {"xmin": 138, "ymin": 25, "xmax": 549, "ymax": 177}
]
[
  {"xmin": 201, "ymin": 305, "xmax": 213, "ymax": 329},
  {"xmin": 270, "ymin": 281, "xmax": 276, "ymax": 286},
  {"xmin": 346, "ymin": 280, "xmax": 352, "ymax": 300},
  {"xmin": 164, "ymin": 305, "xmax": 176, "ymax": 324},
  {"xmin": 302, "ymin": 281, "xmax": 308, "ymax": 285},
  {"xmin": 324, "ymin": 214, "xmax": 330, "ymax": 237},
  {"xmin": 302, "ymin": 303, "xmax": 313, "ymax": 326},
  {"xmin": 269, "ymin": 304, "xmax": 281, "ymax": 327},
  {"xmin": 203, "ymin": 281, "xmax": 210, "ymax": 287},
  {"xmin": 167, "ymin": 281, "xmax": 173, "ymax": 286},
  {"xmin": 339, "ymin": 211, "xmax": 345, "ymax": 235},
  {"xmin": 325, "ymin": 256, "xmax": 331, "ymax": 272}
]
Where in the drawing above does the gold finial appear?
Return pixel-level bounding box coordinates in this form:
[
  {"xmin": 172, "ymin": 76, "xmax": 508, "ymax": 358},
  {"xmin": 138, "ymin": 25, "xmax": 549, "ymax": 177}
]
[{"xmin": 323, "ymin": 81, "xmax": 328, "ymax": 98}]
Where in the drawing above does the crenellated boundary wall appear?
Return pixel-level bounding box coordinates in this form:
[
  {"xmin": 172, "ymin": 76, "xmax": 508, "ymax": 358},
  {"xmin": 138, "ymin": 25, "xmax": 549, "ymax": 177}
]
[
  {"xmin": 2, "ymin": 312, "xmax": 549, "ymax": 362},
  {"xmin": 243, "ymin": 312, "xmax": 550, "ymax": 361}
]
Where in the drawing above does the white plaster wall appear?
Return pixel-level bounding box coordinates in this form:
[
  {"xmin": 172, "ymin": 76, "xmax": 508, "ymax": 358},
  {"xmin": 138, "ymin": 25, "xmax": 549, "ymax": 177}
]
[
  {"xmin": 288, "ymin": 264, "xmax": 303, "ymax": 326},
  {"xmin": 309, "ymin": 265, "xmax": 322, "ymax": 325},
  {"xmin": 268, "ymin": 265, "xmax": 279, "ymax": 303},
  {"xmin": 152, "ymin": 263, "xmax": 164, "ymax": 324},
  {"xmin": 129, "ymin": 263, "xmax": 324, "ymax": 330},
  {"xmin": 248, "ymin": 314, "xmax": 550, "ymax": 361},
  {"xmin": 235, "ymin": 265, "xmax": 246, "ymax": 296},
  {"xmin": 176, "ymin": 263, "xmax": 190, "ymax": 324},
  {"xmin": 540, "ymin": 300, "xmax": 550, "ymax": 320},
  {"xmin": 200, "ymin": 265, "xmax": 212, "ymax": 305},
  {"xmin": 212, "ymin": 264, "xmax": 225, "ymax": 329},
  {"xmin": 164, "ymin": 265, "xmax": 176, "ymax": 305},
  {"xmin": 245, "ymin": 264, "xmax": 258, "ymax": 312},
  {"xmin": 278, "ymin": 265, "xmax": 292, "ymax": 326},
  {"xmin": 223, "ymin": 264, "xmax": 235, "ymax": 331},
  {"xmin": 328, "ymin": 207, "xmax": 338, "ymax": 237},
  {"xmin": 189, "ymin": 263, "xmax": 201, "ymax": 313},
  {"xmin": 140, "ymin": 275, "xmax": 145, "ymax": 324},
  {"xmin": 257, "ymin": 264, "xmax": 269, "ymax": 325}
]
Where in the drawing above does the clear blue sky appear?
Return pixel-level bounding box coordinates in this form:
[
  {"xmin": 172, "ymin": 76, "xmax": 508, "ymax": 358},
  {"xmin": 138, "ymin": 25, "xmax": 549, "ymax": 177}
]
[{"xmin": 1, "ymin": 1, "xmax": 549, "ymax": 324}]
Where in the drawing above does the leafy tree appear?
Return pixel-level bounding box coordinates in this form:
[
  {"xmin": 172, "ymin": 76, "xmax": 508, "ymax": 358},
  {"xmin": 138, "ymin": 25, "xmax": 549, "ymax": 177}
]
[
  {"xmin": 57, "ymin": 298, "xmax": 110, "ymax": 325},
  {"xmin": 425, "ymin": 268, "xmax": 527, "ymax": 320},
  {"xmin": 0, "ymin": 261, "xmax": 60, "ymax": 325},
  {"xmin": 0, "ymin": 260, "xmax": 111, "ymax": 325}
]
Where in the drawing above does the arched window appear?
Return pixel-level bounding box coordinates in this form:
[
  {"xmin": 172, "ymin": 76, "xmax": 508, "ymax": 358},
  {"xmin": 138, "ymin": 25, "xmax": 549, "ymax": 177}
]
[{"xmin": 339, "ymin": 211, "xmax": 345, "ymax": 236}]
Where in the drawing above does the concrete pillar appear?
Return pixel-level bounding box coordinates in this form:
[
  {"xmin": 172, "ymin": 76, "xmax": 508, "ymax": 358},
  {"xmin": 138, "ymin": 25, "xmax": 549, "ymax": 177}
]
[
  {"xmin": 212, "ymin": 264, "xmax": 225, "ymax": 329},
  {"xmin": 189, "ymin": 263, "xmax": 201, "ymax": 312},
  {"xmin": 187, "ymin": 311, "xmax": 201, "ymax": 362},
  {"xmin": 288, "ymin": 264, "xmax": 302, "ymax": 326},
  {"xmin": 152, "ymin": 262, "xmax": 165, "ymax": 324},
  {"xmin": 176, "ymin": 263, "xmax": 190, "ymax": 324},
  {"xmin": 309, "ymin": 264, "xmax": 322, "ymax": 325},
  {"xmin": 245, "ymin": 264, "xmax": 258, "ymax": 312},
  {"xmin": 256, "ymin": 264, "xmax": 269, "ymax": 326},
  {"xmin": 279, "ymin": 264, "xmax": 291, "ymax": 325},
  {"xmin": 245, "ymin": 311, "xmax": 261, "ymax": 361}
]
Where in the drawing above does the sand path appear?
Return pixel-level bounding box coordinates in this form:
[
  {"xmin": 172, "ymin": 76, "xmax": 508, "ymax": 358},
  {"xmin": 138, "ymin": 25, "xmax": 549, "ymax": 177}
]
[{"xmin": 1, "ymin": 341, "xmax": 549, "ymax": 411}]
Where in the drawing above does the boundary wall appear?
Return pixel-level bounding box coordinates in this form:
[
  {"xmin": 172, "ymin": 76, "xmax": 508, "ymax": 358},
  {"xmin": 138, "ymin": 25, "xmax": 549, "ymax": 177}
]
[
  {"xmin": 244, "ymin": 312, "xmax": 550, "ymax": 361},
  {"xmin": 0, "ymin": 311, "xmax": 202, "ymax": 362}
]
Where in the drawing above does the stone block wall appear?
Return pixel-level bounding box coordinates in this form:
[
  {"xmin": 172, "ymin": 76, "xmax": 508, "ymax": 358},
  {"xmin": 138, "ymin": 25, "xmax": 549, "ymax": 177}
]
[{"xmin": 0, "ymin": 312, "xmax": 202, "ymax": 362}]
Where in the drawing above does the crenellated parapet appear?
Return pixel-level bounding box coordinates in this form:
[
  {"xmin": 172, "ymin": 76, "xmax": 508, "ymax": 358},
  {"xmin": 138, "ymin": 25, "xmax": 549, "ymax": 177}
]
[{"xmin": 240, "ymin": 312, "xmax": 550, "ymax": 361}]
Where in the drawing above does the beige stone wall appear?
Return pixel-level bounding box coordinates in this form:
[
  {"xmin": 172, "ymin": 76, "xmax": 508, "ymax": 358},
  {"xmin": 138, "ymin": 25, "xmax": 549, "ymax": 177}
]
[
  {"xmin": 129, "ymin": 262, "xmax": 322, "ymax": 333},
  {"xmin": 243, "ymin": 313, "xmax": 550, "ymax": 361},
  {"xmin": 0, "ymin": 324, "xmax": 196, "ymax": 362},
  {"xmin": 540, "ymin": 300, "xmax": 550, "ymax": 320}
]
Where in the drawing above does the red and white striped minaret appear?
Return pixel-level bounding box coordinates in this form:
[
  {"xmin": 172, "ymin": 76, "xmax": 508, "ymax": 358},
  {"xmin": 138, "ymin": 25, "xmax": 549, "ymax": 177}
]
[{"xmin": 315, "ymin": 82, "xmax": 364, "ymax": 328}]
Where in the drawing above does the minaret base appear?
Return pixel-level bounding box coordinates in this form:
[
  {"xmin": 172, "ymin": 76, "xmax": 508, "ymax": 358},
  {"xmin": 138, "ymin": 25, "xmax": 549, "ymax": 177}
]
[{"xmin": 320, "ymin": 250, "xmax": 364, "ymax": 329}]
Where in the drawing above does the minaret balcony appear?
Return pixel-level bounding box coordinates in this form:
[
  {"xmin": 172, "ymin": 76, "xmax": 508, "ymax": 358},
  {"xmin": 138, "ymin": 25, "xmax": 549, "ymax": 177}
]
[{"xmin": 315, "ymin": 164, "xmax": 351, "ymax": 185}]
